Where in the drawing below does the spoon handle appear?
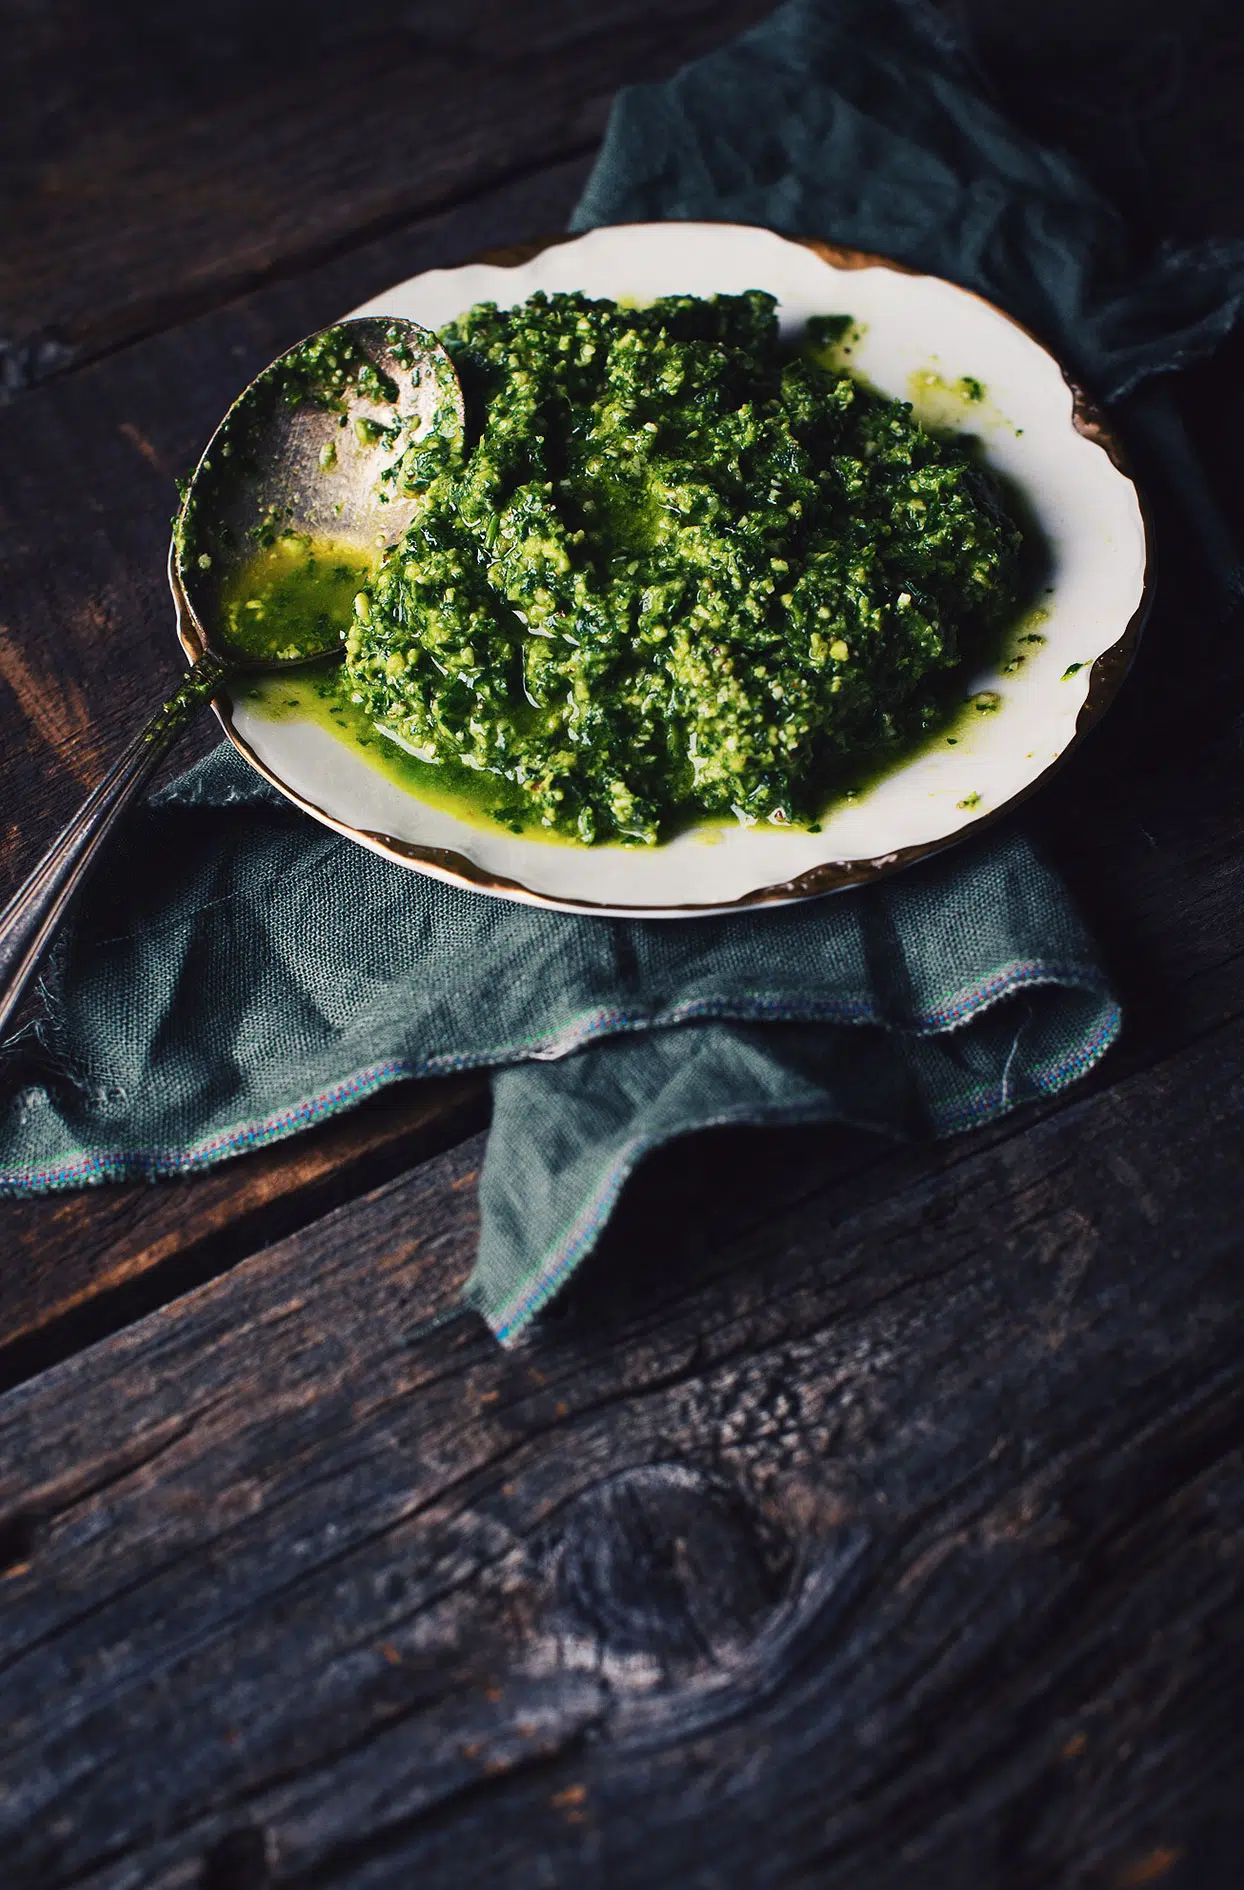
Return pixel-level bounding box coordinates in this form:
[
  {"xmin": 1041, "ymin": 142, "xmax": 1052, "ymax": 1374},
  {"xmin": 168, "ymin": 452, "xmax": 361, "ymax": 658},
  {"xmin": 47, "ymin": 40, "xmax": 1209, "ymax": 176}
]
[{"xmin": 0, "ymin": 654, "xmax": 229, "ymax": 1044}]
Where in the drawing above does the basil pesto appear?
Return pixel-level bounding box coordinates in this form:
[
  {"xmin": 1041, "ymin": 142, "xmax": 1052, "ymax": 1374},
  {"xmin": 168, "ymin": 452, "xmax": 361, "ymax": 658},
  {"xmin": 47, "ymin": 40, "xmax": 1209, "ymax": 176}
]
[
  {"xmin": 217, "ymin": 537, "xmax": 375, "ymax": 663},
  {"xmin": 343, "ymin": 291, "xmax": 1022, "ymax": 845}
]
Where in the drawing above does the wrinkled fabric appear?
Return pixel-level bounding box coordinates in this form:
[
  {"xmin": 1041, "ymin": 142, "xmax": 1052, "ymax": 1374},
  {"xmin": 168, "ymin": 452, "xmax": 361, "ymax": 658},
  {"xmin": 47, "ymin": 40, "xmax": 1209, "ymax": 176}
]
[
  {"xmin": 1, "ymin": 750, "xmax": 1115, "ymax": 1339},
  {"xmin": 572, "ymin": 0, "xmax": 1244, "ymax": 404},
  {"xmin": 13, "ymin": 0, "xmax": 1236, "ymax": 1341}
]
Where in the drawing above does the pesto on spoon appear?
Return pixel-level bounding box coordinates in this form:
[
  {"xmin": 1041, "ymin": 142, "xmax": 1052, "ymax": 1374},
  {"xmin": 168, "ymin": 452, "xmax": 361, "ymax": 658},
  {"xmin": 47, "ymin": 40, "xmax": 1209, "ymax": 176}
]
[{"xmin": 0, "ymin": 316, "xmax": 464, "ymax": 1040}]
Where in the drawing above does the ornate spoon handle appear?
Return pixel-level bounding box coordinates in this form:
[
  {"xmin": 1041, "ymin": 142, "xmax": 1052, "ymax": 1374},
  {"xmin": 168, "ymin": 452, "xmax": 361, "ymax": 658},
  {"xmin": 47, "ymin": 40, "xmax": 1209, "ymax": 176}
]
[{"xmin": 0, "ymin": 655, "xmax": 227, "ymax": 1043}]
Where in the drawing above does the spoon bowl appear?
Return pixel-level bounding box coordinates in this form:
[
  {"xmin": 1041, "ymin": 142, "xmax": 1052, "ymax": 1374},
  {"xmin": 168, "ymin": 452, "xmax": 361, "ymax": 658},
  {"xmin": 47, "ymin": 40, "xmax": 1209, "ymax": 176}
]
[
  {"xmin": 175, "ymin": 316, "xmax": 463, "ymax": 668},
  {"xmin": 0, "ymin": 315, "xmax": 463, "ymax": 1039}
]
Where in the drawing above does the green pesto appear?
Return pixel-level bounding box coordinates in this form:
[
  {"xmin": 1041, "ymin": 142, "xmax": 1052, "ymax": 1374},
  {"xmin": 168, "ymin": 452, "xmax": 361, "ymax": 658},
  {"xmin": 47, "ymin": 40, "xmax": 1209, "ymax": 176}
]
[
  {"xmin": 218, "ymin": 537, "xmax": 375, "ymax": 662},
  {"xmin": 244, "ymin": 653, "xmax": 1007, "ymax": 849},
  {"xmin": 265, "ymin": 326, "xmax": 401, "ymax": 413},
  {"xmin": 242, "ymin": 661, "xmax": 561, "ymax": 838},
  {"xmin": 343, "ymin": 291, "xmax": 1022, "ymax": 846},
  {"xmin": 802, "ymin": 312, "xmax": 867, "ymax": 372}
]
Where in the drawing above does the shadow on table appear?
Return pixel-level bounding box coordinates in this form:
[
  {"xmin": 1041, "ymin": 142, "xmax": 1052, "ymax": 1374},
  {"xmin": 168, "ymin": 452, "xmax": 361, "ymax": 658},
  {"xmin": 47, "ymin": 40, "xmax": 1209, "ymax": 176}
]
[{"xmin": 538, "ymin": 1116, "xmax": 898, "ymax": 1340}]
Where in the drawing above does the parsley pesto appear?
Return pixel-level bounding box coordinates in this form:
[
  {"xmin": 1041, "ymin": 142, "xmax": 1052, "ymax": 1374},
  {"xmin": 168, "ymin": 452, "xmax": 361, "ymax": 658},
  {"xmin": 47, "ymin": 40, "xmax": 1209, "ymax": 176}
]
[{"xmin": 343, "ymin": 290, "xmax": 1022, "ymax": 845}]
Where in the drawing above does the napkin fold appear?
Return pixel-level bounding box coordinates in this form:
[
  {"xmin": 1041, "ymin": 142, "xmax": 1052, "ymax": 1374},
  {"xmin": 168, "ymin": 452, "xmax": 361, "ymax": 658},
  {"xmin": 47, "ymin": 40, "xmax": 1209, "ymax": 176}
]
[
  {"xmin": 0, "ymin": 747, "xmax": 1116, "ymax": 1338},
  {"xmin": 5, "ymin": 0, "xmax": 1241, "ymax": 1341}
]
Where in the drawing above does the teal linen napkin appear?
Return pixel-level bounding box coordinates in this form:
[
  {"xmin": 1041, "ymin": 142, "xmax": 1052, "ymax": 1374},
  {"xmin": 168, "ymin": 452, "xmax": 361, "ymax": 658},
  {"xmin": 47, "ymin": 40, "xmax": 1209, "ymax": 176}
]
[
  {"xmin": 0, "ymin": 749, "xmax": 1116, "ymax": 1339},
  {"xmin": 573, "ymin": 0, "xmax": 1244, "ymax": 405},
  {"xmin": 3, "ymin": 0, "xmax": 1238, "ymax": 1342}
]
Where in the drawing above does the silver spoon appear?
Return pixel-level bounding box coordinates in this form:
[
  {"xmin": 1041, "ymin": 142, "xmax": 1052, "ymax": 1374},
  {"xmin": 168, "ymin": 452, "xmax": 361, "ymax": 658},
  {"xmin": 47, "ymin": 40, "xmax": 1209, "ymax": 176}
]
[{"xmin": 0, "ymin": 316, "xmax": 463, "ymax": 1041}]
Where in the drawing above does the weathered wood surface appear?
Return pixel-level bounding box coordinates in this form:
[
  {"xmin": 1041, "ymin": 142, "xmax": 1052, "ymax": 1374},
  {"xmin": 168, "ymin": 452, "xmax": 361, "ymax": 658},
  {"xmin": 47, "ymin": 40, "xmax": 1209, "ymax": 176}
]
[
  {"xmin": 2, "ymin": 0, "xmax": 1244, "ymax": 1881},
  {"xmin": 0, "ymin": 0, "xmax": 773, "ymax": 383},
  {"xmin": 0, "ymin": 1074, "xmax": 487, "ymax": 1397},
  {"xmin": 3, "ymin": 1010, "xmax": 1244, "ymax": 1889}
]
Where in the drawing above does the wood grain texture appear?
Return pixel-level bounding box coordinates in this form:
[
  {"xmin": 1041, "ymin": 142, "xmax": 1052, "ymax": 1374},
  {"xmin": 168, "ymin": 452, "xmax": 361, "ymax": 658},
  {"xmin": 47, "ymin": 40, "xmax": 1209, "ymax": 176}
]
[
  {"xmin": 0, "ymin": 1074, "xmax": 488, "ymax": 1396},
  {"xmin": 2, "ymin": 1008, "xmax": 1244, "ymax": 1888},
  {"xmin": 0, "ymin": 5, "xmax": 1242, "ymax": 1880},
  {"xmin": 0, "ymin": 0, "xmax": 773, "ymax": 383}
]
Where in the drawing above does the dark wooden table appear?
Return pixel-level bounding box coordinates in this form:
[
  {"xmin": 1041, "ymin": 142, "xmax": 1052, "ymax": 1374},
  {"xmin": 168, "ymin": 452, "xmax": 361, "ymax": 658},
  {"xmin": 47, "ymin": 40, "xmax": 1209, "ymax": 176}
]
[{"xmin": 3, "ymin": 4, "xmax": 1244, "ymax": 1885}]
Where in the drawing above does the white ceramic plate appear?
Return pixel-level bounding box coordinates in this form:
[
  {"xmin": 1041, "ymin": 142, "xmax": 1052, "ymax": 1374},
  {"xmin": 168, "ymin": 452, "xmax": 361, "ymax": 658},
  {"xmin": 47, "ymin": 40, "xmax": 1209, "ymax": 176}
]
[{"xmin": 182, "ymin": 222, "xmax": 1153, "ymax": 916}]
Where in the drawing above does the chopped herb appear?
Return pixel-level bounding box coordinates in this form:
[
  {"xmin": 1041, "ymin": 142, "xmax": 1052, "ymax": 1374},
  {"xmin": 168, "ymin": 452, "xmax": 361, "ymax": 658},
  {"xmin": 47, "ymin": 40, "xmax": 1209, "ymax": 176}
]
[{"xmin": 345, "ymin": 290, "xmax": 1022, "ymax": 843}]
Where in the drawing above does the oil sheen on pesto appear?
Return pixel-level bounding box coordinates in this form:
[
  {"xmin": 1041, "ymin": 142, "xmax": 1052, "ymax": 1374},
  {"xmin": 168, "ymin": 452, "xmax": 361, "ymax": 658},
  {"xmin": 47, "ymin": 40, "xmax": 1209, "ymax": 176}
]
[
  {"xmin": 219, "ymin": 537, "xmax": 375, "ymax": 662},
  {"xmin": 340, "ymin": 290, "xmax": 1022, "ymax": 846},
  {"xmin": 174, "ymin": 321, "xmax": 427, "ymax": 665}
]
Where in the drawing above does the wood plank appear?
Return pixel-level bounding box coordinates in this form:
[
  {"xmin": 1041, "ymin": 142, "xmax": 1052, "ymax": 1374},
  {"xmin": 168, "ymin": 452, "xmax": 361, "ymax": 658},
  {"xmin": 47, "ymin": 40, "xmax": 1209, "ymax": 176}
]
[
  {"xmin": 2, "ymin": 1003, "xmax": 1243, "ymax": 1887},
  {"xmin": 0, "ymin": 1073, "xmax": 488, "ymax": 1397},
  {"xmin": 0, "ymin": 0, "xmax": 773, "ymax": 382}
]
